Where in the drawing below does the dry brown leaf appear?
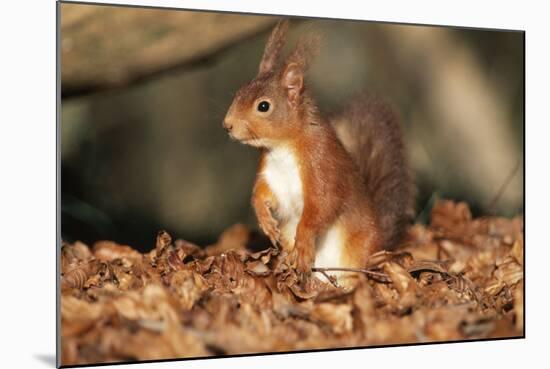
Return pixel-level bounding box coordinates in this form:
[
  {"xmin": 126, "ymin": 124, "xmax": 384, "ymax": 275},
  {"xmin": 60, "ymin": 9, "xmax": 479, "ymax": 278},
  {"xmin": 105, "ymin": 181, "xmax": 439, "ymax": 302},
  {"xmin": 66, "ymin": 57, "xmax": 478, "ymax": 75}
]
[
  {"xmin": 205, "ymin": 223, "xmax": 250, "ymax": 256},
  {"xmin": 93, "ymin": 240, "xmax": 142, "ymax": 261},
  {"xmin": 311, "ymin": 303, "xmax": 353, "ymax": 334},
  {"xmin": 60, "ymin": 200, "xmax": 524, "ymax": 365}
]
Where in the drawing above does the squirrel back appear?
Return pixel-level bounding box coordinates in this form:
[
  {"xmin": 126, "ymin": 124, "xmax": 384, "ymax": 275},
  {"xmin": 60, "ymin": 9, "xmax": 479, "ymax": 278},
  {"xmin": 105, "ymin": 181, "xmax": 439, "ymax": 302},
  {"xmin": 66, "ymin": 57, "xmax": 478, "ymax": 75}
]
[{"xmin": 330, "ymin": 93, "xmax": 414, "ymax": 249}]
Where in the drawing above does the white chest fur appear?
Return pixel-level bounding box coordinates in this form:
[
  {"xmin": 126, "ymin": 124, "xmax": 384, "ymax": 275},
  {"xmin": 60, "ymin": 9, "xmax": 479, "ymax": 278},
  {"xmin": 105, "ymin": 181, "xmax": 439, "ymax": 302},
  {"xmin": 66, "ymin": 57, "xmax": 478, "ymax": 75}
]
[
  {"xmin": 262, "ymin": 147, "xmax": 304, "ymax": 243},
  {"xmin": 262, "ymin": 148, "xmax": 347, "ymax": 277}
]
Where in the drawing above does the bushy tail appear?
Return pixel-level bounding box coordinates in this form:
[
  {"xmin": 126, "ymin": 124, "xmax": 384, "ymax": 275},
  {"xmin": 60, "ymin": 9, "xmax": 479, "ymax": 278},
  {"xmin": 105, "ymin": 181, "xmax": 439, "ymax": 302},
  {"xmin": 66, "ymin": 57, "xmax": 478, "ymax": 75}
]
[{"xmin": 330, "ymin": 92, "xmax": 414, "ymax": 249}]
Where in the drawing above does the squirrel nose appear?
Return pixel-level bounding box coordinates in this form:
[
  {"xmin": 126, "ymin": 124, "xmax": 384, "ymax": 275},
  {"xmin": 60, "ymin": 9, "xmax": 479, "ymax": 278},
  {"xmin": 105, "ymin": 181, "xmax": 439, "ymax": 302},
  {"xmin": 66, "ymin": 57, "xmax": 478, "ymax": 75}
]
[{"xmin": 223, "ymin": 117, "xmax": 234, "ymax": 132}]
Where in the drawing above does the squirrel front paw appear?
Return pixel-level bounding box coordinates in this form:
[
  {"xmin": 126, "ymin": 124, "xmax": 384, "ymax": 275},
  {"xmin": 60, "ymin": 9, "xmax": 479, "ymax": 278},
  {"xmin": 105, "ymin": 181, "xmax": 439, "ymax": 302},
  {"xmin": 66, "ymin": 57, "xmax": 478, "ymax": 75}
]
[
  {"xmin": 288, "ymin": 241, "xmax": 315, "ymax": 274},
  {"xmin": 258, "ymin": 211, "xmax": 281, "ymax": 247}
]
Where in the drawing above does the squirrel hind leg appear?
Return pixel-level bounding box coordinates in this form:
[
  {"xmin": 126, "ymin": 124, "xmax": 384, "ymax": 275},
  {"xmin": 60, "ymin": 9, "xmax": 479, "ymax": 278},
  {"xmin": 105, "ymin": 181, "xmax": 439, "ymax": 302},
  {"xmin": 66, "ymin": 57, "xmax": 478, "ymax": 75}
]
[{"xmin": 313, "ymin": 222, "xmax": 376, "ymax": 289}]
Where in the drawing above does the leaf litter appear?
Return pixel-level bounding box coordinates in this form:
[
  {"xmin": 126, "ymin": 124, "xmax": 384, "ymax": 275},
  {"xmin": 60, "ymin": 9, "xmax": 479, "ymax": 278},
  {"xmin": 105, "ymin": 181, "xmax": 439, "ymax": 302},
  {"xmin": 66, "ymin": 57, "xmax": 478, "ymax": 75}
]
[{"xmin": 60, "ymin": 199, "xmax": 524, "ymax": 365}]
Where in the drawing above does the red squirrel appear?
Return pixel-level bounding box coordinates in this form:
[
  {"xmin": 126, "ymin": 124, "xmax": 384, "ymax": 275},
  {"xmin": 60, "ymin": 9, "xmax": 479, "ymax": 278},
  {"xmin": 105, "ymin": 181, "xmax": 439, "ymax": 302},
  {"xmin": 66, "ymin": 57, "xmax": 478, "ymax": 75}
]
[{"xmin": 223, "ymin": 20, "xmax": 414, "ymax": 287}]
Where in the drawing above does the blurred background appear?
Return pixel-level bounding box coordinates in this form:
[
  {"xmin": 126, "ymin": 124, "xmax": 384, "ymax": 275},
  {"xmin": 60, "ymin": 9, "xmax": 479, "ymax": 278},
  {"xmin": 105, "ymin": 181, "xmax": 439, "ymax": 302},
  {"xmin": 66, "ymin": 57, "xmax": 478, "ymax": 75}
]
[{"xmin": 60, "ymin": 3, "xmax": 524, "ymax": 252}]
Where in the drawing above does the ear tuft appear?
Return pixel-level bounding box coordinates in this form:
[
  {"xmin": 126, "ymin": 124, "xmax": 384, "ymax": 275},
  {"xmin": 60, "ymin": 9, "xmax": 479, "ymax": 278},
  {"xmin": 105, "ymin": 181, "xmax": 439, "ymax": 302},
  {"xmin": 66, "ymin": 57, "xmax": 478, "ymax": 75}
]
[
  {"xmin": 258, "ymin": 19, "xmax": 290, "ymax": 76},
  {"xmin": 285, "ymin": 33, "xmax": 321, "ymax": 72}
]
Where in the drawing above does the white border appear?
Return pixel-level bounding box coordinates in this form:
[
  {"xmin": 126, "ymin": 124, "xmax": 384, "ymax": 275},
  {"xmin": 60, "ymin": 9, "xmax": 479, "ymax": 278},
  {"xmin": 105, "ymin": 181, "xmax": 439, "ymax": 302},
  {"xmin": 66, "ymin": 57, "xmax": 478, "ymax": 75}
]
[{"xmin": 2, "ymin": 0, "xmax": 548, "ymax": 368}]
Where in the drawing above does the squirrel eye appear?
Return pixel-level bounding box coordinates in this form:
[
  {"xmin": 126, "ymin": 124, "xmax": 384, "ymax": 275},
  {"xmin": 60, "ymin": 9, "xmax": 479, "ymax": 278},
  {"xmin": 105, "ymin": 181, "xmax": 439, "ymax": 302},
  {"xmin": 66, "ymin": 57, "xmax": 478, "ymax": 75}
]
[{"xmin": 257, "ymin": 101, "xmax": 270, "ymax": 113}]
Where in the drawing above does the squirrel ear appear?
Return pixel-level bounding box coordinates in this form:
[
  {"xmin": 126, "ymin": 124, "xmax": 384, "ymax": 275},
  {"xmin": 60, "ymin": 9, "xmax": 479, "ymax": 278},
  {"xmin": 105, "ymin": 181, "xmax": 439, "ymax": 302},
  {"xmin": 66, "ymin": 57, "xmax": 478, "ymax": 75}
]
[
  {"xmin": 280, "ymin": 33, "xmax": 320, "ymax": 105},
  {"xmin": 258, "ymin": 19, "xmax": 289, "ymax": 76},
  {"xmin": 281, "ymin": 62, "xmax": 303, "ymax": 106}
]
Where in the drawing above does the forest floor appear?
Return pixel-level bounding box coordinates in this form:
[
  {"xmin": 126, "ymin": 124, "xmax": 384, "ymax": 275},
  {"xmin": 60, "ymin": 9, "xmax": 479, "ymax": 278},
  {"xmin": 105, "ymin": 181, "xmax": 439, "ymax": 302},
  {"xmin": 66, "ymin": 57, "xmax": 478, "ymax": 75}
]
[{"xmin": 60, "ymin": 199, "xmax": 524, "ymax": 366}]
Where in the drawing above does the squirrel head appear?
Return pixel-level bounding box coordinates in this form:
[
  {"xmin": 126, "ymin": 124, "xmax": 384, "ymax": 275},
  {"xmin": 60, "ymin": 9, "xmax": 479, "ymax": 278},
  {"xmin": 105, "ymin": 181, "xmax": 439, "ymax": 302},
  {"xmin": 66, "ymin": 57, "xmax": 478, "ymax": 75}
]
[{"xmin": 223, "ymin": 19, "xmax": 320, "ymax": 148}]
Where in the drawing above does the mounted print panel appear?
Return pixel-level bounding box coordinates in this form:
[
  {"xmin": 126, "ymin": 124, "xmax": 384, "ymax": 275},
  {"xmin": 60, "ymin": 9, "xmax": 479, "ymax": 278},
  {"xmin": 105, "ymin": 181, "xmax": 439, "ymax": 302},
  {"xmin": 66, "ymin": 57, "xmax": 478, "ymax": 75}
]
[{"xmin": 58, "ymin": 1, "xmax": 524, "ymax": 367}]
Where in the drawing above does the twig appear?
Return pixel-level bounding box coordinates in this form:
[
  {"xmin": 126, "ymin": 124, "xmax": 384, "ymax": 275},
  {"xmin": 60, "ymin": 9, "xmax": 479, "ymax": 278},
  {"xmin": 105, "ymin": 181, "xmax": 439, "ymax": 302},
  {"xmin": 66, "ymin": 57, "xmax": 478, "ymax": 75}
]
[
  {"xmin": 312, "ymin": 266, "xmax": 390, "ymax": 282},
  {"xmin": 486, "ymin": 159, "xmax": 521, "ymax": 214},
  {"xmin": 315, "ymin": 269, "xmax": 340, "ymax": 288},
  {"xmin": 415, "ymin": 192, "xmax": 439, "ymax": 224}
]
